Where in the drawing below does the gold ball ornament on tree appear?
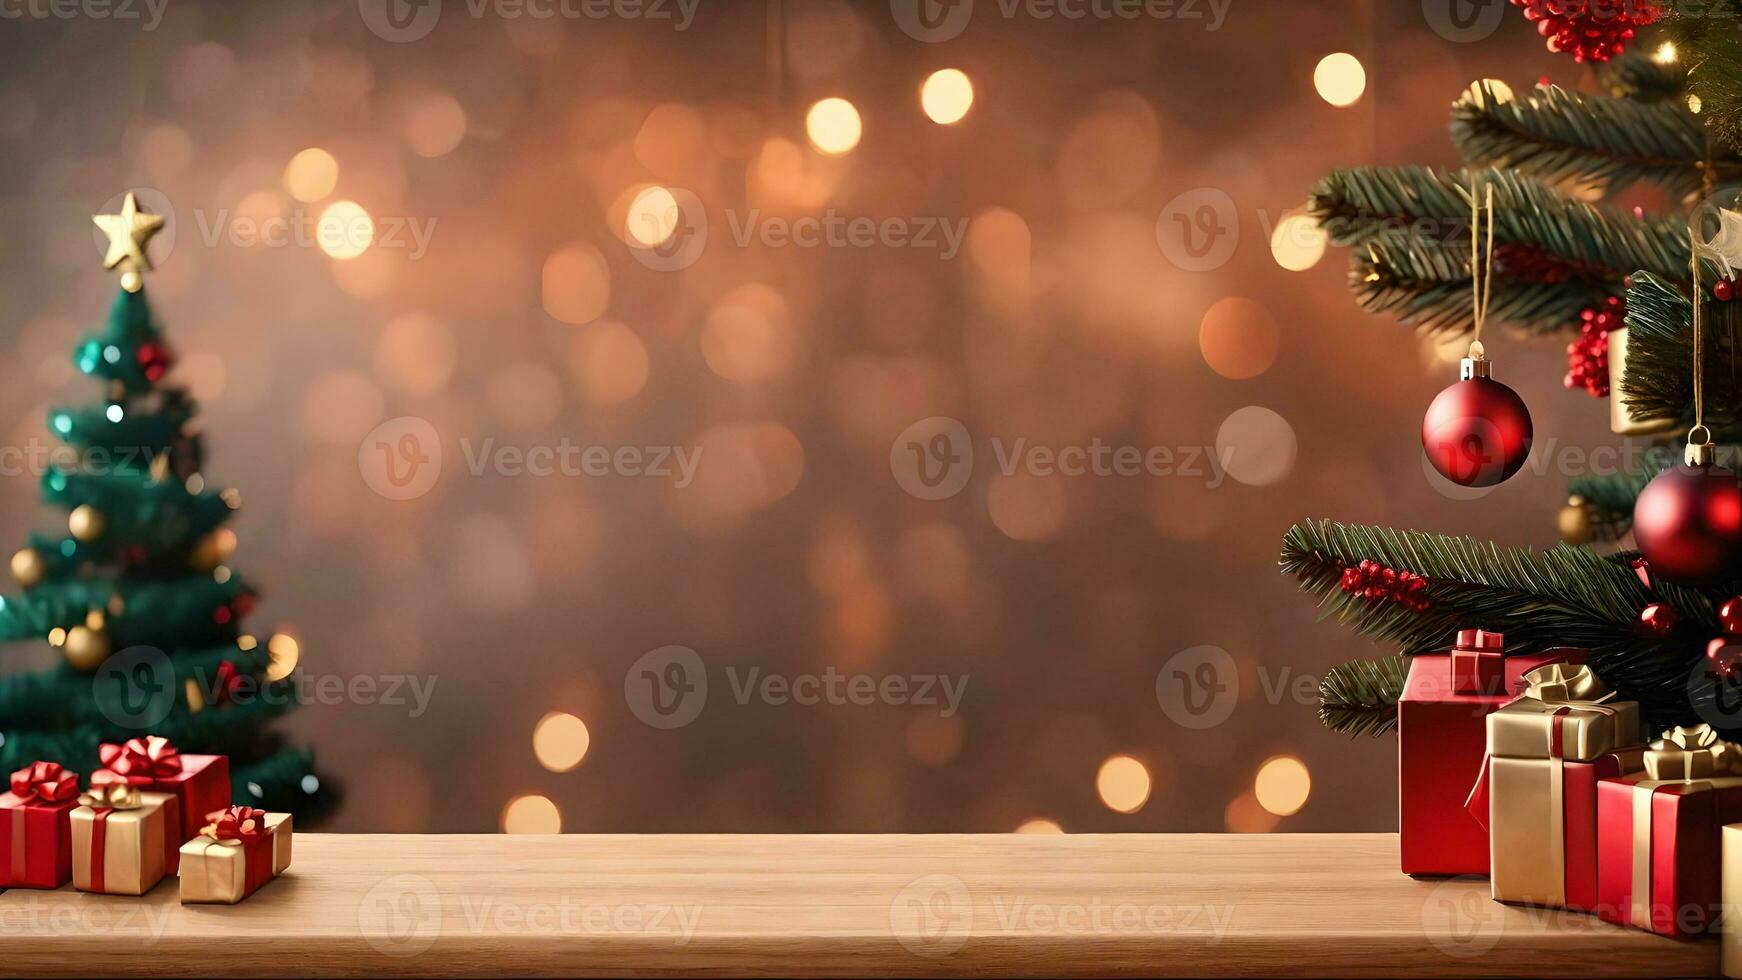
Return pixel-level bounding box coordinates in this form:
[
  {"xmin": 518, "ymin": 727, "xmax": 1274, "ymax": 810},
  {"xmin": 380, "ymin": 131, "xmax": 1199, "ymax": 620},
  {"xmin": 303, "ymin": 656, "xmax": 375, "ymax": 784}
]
[
  {"xmin": 10, "ymin": 547, "xmax": 45, "ymax": 587},
  {"xmin": 1557, "ymin": 495, "xmax": 1595, "ymax": 545},
  {"xmin": 189, "ymin": 528, "xmax": 236, "ymax": 571},
  {"xmin": 62, "ymin": 624, "xmax": 112, "ymax": 671},
  {"xmin": 68, "ymin": 505, "xmax": 106, "ymax": 542}
]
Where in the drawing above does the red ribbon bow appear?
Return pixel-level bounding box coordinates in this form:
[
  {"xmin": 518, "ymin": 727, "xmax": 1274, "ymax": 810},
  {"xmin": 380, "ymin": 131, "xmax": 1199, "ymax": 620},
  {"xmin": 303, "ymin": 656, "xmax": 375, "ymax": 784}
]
[
  {"xmin": 95, "ymin": 735, "xmax": 183, "ymax": 785},
  {"xmin": 202, "ymin": 805, "xmax": 268, "ymax": 844},
  {"xmin": 9, "ymin": 760, "xmax": 79, "ymax": 803}
]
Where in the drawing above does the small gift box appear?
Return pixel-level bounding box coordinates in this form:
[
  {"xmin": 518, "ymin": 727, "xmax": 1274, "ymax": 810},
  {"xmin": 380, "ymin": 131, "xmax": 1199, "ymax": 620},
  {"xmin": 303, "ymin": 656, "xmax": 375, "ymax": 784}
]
[
  {"xmin": 96, "ymin": 736, "xmax": 229, "ymax": 866},
  {"xmin": 1398, "ymin": 644, "xmax": 1585, "ymax": 876},
  {"xmin": 1468, "ymin": 663, "xmax": 1644, "ymax": 909},
  {"xmin": 0, "ymin": 761, "xmax": 79, "ymax": 888},
  {"xmin": 178, "ymin": 805, "xmax": 292, "ymax": 904},
  {"xmin": 71, "ymin": 783, "xmax": 178, "ymax": 895},
  {"xmin": 1451, "ymin": 628, "xmax": 1506, "ymax": 696},
  {"xmin": 1597, "ymin": 725, "xmax": 1742, "ymax": 937}
]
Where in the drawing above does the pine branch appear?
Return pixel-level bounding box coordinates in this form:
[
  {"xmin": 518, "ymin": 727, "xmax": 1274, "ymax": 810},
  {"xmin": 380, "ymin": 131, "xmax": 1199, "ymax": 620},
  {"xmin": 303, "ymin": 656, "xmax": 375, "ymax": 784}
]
[
  {"xmin": 1352, "ymin": 226, "xmax": 1606, "ymax": 333},
  {"xmin": 1280, "ymin": 519, "xmax": 1713, "ymax": 730},
  {"xmin": 1450, "ymin": 82, "xmax": 1734, "ymax": 196},
  {"xmin": 1669, "ymin": 11, "xmax": 1742, "ymax": 154},
  {"xmin": 1318, "ymin": 655, "xmax": 1407, "ymax": 738},
  {"xmin": 1596, "ymin": 49, "xmax": 1692, "ymax": 102},
  {"xmin": 1620, "ymin": 270, "xmax": 1742, "ymax": 435}
]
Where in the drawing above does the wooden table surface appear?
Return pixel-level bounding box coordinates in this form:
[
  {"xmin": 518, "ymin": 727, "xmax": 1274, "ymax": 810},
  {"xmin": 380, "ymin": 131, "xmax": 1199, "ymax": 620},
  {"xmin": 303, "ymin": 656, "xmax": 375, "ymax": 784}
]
[{"xmin": 0, "ymin": 833, "xmax": 1719, "ymax": 977}]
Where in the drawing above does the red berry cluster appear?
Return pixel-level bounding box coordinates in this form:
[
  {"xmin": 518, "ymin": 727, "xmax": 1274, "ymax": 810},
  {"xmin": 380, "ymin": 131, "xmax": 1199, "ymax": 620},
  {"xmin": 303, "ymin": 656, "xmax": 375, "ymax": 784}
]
[
  {"xmin": 1564, "ymin": 296, "xmax": 1623, "ymax": 397},
  {"xmin": 1339, "ymin": 559, "xmax": 1430, "ymax": 612},
  {"xmin": 1511, "ymin": 0, "xmax": 1661, "ymax": 63},
  {"xmin": 136, "ymin": 340, "xmax": 175, "ymax": 383}
]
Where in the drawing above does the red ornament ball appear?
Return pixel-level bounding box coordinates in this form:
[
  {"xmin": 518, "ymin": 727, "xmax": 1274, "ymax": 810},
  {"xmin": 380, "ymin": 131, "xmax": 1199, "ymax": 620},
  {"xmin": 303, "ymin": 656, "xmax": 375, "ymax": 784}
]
[
  {"xmin": 135, "ymin": 341, "xmax": 174, "ymax": 383},
  {"xmin": 1422, "ymin": 372, "xmax": 1533, "ymax": 487},
  {"xmin": 1638, "ymin": 601, "xmax": 1678, "ymax": 637},
  {"xmin": 1715, "ymin": 279, "xmax": 1735, "ymax": 302},
  {"xmin": 1632, "ymin": 463, "xmax": 1742, "ymax": 581},
  {"xmin": 1707, "ymin": 636, "xmax": 1742, "ymax": 680},
  {"xmin": 1720, "ymin": 595, "xmax": 1742, "ymax": 635}
]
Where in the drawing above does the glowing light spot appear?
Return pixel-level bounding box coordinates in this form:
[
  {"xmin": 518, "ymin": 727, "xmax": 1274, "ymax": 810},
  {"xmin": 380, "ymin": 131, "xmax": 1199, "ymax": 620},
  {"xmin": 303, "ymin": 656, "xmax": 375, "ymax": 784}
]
[
  {"xmin": 1096, "ymin": 754, "xmax": 1152, "ymax": 814},
  {"xmin": 625, "ymin": 185, "xmax": 680, "ymax": 248},
  {"xmin": 1199, "ymin": 297, "xmax": 1281, "ymax": 380},
  {"xmin": 105, "ymin": 405, "xmax": 124, "ymax": 423},
  {"xmin": 316, "ymin": 200, "xmax": 373, "ymax": 259},
  {"xmin": 501, "ymin": 794, "xmax": 562, "ymax": 834},
  {"xmin": 404, "ymin": 93, "xmax": 466, "ymax": 158},
  {"xmin": 1215, "ymin": 406, "xmax": 1298, "ymax": 487},
  {"xmin": 805, "ymin": 97, "xmax": 862, "ymax": 155},
  {"xmin": 569, "ymin": 321, "xmax": 648, "ymax": 405},
  {"xmin": 1269, "ymin": 212, "xmax": 1327, "ymax": 272},
  {"xmin": 1654, "ymin": 41, "xmax": 1678, "ymax": 64},
  {"xmin": 266, "ymin": 632, "xmax": 299, "ymax": 681},
  {"xmin": 1313, "ymin": 52, "xmax": 1366, "ymax": 108},
  {"xmin": 532, "ymin": 711, "xmax": 591, "ymax": 772},
  {"xmin": 1463, "ymin": 79, "xmax": 1514, "ymax": 108},
  {"xmin": 1016, "ymin": 818, "xmax": 1063, "ymax": 834},
  {"xmin": 1254, "ymin": 755, "xmax": 1311, "ymax": 816},
  {"xmin": 542, "ymin": 243, "xmax": 611, "ymax": 325},
  {"xmin": 284, "ymin": 148, "xmax": 339, "ymax": 203},
  {"xmin": 920, "ymin": 69, "xmax": 974, "ymax": 125}
]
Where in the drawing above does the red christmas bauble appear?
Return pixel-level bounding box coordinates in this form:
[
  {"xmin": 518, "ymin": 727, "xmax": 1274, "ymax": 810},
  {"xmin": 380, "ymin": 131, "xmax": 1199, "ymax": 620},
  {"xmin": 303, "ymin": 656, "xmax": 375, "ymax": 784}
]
[
  {"xmin": 1720, "ymin": 595, "xmax": 1742, "ymax": 635},
  {"xmin": 1715, "ymin": 279, "xmax": 1735, "ymax": 302},
  {"xmin": 1638, "ymin": 601, "xmax": 1678, "ymax": 637},
  {"xmin": 1422, "ymin": 373, "xmax": 1533, "ymax": 487},
  {"xmin": 1632, "ymin": 463, "xmax": 1742, "ymax": 581},
  {"xmin": 1708, "ymin": 636, "xmax": 1742, "ymax": 679}
]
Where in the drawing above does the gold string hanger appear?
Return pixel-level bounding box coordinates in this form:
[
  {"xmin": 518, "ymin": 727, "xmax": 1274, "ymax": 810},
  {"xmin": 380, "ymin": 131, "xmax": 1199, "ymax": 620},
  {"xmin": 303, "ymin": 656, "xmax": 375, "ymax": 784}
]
[{"xmin": 1467, "ymin": 173, "xmax": 1496, "ymax": 369}]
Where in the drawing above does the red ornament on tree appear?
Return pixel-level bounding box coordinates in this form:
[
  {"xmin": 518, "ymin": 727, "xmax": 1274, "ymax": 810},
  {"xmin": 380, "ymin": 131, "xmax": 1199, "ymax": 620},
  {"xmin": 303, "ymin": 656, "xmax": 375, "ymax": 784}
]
[
  {"xmin": 1512, "ymin": 0, "xmax": 1661, "ymax": 63},
  {"xmin": 1638, "ymin": 601, "xmax": 1678, "ymax": 637},
  {"xmin": 1719, "ymin": 595, "xmax": 1742, "ymax": 635},
  {"xmin": 1633, "ymin": 438, "xmax": 1742, "ymax": 581},
  {"xmin": 1564, "ymin": 296, "xmax": 1622, "ymax": 397},
  {"xmin": 1707, "ymin": 636, "xmax": 1742, "ymax": 679},
  {"xmin": 1715, "ymin": 279, "xmax": 1735, "ymax": 302},
  {"xmin": 135, "ymin": 341, "xmax": 174, "ymax": 383},
  {"xmin": 1339, "ymin": 559, "xmax": 1430, "ymax": 612},
  {"xmin": 1423, "ymin": 346, "xmax": 1533, "ymax": 487}
]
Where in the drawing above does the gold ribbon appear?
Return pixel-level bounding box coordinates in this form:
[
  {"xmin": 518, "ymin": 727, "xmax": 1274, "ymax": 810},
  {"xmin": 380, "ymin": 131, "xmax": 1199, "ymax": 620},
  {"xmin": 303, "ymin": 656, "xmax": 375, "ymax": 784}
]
[
  {"xmin": 77, "ymin": 784, "xmax": 142, "ymax": 810},
  {"xmin": 1522, "ymin": 663, "xmax": 1614, "ymax": 704}
]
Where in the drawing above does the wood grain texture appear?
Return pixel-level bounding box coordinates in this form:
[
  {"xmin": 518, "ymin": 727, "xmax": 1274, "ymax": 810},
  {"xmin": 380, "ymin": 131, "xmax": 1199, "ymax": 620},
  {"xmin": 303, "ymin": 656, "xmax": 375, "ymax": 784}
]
[{"xmin": 0, "ymin": 833, "xmax": 1719, "ymax": 978}]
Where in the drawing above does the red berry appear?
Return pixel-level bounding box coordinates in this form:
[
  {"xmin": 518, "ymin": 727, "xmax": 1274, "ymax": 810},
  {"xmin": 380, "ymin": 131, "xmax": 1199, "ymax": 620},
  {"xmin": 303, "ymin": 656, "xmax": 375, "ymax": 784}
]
[
  {"xmin": 1714, "ymin": 279, "xmax": 1734, "ymax": 302},
  {"xmin": 1639, "ymin": 602, "xmax": 1678, "ymax": 637},
  {"xmin": 1720, "ymin": 596, "xmax": 1742, "ymax": 635}
]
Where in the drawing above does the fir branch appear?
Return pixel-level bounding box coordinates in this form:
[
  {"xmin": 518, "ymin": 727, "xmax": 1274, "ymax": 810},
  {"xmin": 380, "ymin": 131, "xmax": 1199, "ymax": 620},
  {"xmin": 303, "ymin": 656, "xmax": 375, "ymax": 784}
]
[
  {"xmin": 1450, "ymin": 82, "xmax": 1734, "ymax": 196},
  {"xmin": 1596, "ymin": 49, "xmax": 1692, "ymax": 102},
  {"xmin": 1353, "ymin": 226, "xmax": 1606, "ymax": 333},
  {"xmin": 1669, "ymin": 10, "xmax": 1742, "ymax": 154},
  {"xmin": 1620, "ymin": 270, "xmax": 1742, "ymax": 435},
  {"xmin": 1280, "ymin": 519, "xmax": 1712, "ymax": 730},
  {"xmin": 1318, "ymin": 655, "xmax": 1407, "ymax": 738}
]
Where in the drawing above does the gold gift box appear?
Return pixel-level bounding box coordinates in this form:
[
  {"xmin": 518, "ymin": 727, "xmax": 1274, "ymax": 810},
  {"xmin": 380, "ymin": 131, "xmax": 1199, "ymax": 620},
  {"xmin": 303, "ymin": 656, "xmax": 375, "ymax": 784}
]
[
  {"xmin": 70, "ymin": 790, "xmax": 173, "ymax": 896},
  {"xmin": 177, "ymin": 813, "xmax": 292, "ymax": 904},
  {"xmin": 1487, "ymin": 696, "xmax": 1641, "ymax": 762}
]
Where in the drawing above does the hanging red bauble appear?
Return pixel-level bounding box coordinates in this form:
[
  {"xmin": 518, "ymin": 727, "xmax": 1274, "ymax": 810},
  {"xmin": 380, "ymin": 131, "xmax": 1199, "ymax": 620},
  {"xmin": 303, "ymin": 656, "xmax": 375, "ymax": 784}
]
[
  {"xmin": 136, "ymin": 341, "xmax": 174, "ymax": 383},
  {"xmin": 1423, "ymin": 350, "xmax": 1533, "ymax": 487},
  {"xmin": 1564, "ymin": 297, "xmax": 1622, "ymax": 397},
  {"xmin": 1707, "ymin": 636, "xmax": 1742, "ymax": 679},
  {"xmin": 1638, "ymin": 601, "xmax": 1678, "ymax": 637},
  {"xmin": 1511, "ymin": 0, "xmax": 1661, "ymax": 63},
  {"xmin": 1632, "ymin": 442, "xmax": 1742, "ymax": 581},
  {"xmin": 1720, "ymin": 596, "xmax": 1742, "ymax": 635},
  {"xmin": 1715, "ymin": 279, "xmax": 1735, "ymax": 302}
]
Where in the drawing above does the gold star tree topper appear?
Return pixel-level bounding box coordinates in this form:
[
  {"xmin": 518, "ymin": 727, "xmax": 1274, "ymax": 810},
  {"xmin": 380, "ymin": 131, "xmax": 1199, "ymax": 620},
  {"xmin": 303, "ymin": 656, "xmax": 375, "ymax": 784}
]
[{"xmin": 92, "ymin": 192, "xmax": 165, "ymax": 292}]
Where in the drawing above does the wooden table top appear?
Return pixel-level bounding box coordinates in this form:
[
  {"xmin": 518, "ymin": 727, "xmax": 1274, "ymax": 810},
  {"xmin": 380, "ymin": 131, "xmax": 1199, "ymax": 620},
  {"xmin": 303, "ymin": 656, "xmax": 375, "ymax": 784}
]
[{"xmin": 0, "ymin": 833, "xmax": 1719, "ymax": 977}]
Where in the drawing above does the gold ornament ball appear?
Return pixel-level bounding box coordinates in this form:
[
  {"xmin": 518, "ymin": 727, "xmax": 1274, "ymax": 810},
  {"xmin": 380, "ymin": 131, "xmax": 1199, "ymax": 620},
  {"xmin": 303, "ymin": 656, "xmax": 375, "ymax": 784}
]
[
  {"xmin": 68, "ymin": 505, "xmax": 106, "ymax": 542},
  {"xmin": 189, "ymin": 529, "xmax": 236, "ymax": 570},
  {"xmin": 10, "ymin": 547, "xmax": 44, "ymax": 588},
  {"xmin": 62, "ymin": 624, "xmax": 112, "ymax": 671},
  {"xmin": 1557, "ymin": 495, "xmax": 1595, "ymax": 546}
]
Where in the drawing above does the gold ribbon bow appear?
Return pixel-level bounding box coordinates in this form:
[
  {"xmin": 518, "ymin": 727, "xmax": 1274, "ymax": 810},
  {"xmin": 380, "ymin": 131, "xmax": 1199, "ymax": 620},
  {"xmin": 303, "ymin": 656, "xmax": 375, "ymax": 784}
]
[
  {"xmin": 1521, "ymin": 663, "xmax": 1614, "ymax": 704},
  {"xmin": 1643, "ymin": 723, "xmax": 1737, "ymax": 780},
  {"xmin": 77, "ymin": 783, "xmax": 142, "ymax": 810}
]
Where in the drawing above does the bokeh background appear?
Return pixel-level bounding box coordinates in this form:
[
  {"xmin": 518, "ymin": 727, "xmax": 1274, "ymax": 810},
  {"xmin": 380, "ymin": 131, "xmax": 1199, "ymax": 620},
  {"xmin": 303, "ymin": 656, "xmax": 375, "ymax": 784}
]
[{"xmin": 0, "ymin": 0, "xmax": 1646, "ymax": 833}]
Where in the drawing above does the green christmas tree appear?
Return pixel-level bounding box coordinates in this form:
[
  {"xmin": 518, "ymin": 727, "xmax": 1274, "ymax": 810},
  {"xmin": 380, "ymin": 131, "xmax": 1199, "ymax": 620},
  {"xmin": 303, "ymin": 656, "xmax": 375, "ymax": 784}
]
[
  {"xmin": 0, "ymin": 193, "xmax": 335, "ymax": 820},
  {"xmin": 1283, "ymin": 16, "xmax": 1742, "ymax": 739}
]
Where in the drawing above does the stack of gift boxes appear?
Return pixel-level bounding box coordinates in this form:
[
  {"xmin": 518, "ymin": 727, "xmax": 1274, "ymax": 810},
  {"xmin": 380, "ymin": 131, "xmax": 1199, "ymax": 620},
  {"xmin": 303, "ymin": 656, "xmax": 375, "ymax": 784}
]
[
  {"xmin": 0, "ymin": 736, "xmax": 291, "ymax": 903},
  {"xmin": 1402, "ymin": 629, "xmax": 1742, "ymax": 972}
]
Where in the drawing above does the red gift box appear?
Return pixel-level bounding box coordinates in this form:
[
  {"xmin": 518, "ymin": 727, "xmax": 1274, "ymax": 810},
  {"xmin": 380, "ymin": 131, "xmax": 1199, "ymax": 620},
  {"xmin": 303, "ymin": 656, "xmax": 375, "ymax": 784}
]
[
  {"xmin": 95, "ymin": 736, "xmax": 229, "ymax": 871},
  {"xmin": 1398, "ymin": 646, "xmax": 1585, "ymax": 876},
  {"xmin": 1451, "ymin": 629, "xmax": 1506, "ymax": 696},
  {"xmin": 0, "ymin": 761, "xmax": 80, "ymax": 889},
  {"xmin": 1597, "ymin": 725, "xmax": 1742, "ymax": 937}
]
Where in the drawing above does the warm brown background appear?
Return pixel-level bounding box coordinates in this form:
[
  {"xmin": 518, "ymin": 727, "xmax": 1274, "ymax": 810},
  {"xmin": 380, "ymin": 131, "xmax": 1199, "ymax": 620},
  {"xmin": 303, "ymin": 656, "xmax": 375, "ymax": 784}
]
[{"xmin": 0, "ymin": 0, "xmax": 1642, "ymax": 833}]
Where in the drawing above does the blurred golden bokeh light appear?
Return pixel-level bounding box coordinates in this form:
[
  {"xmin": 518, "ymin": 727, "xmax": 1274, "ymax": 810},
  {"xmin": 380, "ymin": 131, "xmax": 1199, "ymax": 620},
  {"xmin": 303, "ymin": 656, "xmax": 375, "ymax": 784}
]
[
  {"xmin": 283, "ymin": 147, "xmax": 338, "ymax": 202},
  {"xmin": 1254, "ymin": 755, "xmax": 1311, "ymax": 816},
  {"xmin": 532, "ymin": 711, "xmax": 591, "ymax": 773},
  {"xmin": 805, "ymin": 97, "xmax": 862, "ymax": 155},
  {"xmin": 920, "ymin": 69, "xmax": 974, "ymax": 125},
  {"xmin": 404, "ymin": 92, "xmax": 467, "ymax": 158},
  {"xmin": 501, "ymin": 793, "xmax": 562, "ymax": 833},
  {"xmin": 315, "ymin": 200, "xmax": 373, "ymax": 259},
  {"xmin": 1313, "ymin": 52, "xmax": 1366, "ymax": 107},
  {"xmin": 1095, "ymin": 754, "xmax": 1151, "ymax": 814},
  {"xmin": 625, "ymin": 185, "xmax": 681, "ymax": 248},
  {"xmin": 1198, "ymin": 297, "xmax": 1281, "ymax": 380},
  {"xmin": 1269, "ymin": 212, "xmax": 1327, "ymax": 271},
  {"xmin": 1015, "ymin": 818, "xmax": 1063, "ymax": 834},
  {"xmin": 542, "ymin": 243, "xmax": 611, "ymax": 324}
]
